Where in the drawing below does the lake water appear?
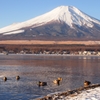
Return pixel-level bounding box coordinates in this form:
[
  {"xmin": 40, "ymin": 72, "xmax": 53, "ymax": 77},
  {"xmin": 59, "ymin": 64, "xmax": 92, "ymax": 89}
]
[{"xmin": 0, "ymin": 54, "xmax": 100, "ymax": 100}]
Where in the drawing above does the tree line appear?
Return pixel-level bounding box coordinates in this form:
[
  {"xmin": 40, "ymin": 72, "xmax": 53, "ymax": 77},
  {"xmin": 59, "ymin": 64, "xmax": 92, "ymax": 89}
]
[{"xmin": 0, "ymin": 44, "xmax": 100, "ymax": 53}]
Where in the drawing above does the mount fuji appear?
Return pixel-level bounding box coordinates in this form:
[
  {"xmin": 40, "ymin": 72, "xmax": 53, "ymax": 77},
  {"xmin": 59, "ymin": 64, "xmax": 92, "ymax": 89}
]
[{"xmin": 0, "ymin": 6, "xmax": 100, "ymax": 40}]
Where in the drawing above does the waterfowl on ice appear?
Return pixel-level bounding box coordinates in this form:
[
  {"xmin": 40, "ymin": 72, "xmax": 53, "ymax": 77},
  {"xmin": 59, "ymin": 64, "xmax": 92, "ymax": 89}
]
[
  {"xmin": 16, "ymin": 76, "xmax": 20, "ymax": 80},
  {"xmin": 84, "ymin": 80, "xmax": 91, "ymax": 87},
  {"xmin": 3, "ymin": 77, "xmax": 7, "ymax": 81},
  {"xmin": 38, "ymin": 81, "xmax": 47, "ymax": 87},
  {"xmin": 53, "ymin": 77, "xmax": 62, "ymax": 85}
]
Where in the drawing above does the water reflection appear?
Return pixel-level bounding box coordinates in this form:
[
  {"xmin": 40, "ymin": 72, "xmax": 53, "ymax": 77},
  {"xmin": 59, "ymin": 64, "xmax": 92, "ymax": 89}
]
[{"xmin": 0, "ymin": 55, "xmax": 100, "ymax": 100}]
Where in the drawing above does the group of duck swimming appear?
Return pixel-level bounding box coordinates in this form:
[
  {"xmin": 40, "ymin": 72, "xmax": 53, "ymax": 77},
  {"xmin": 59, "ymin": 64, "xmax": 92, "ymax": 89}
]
[
  {"xmin": 3, "ymin": 76, "xmax": 20, "ymax": 81},
  {"xmin": 2, "ymin": 76, "xmax": 62, "ymax": 86},
  {"xmin": 38, "ymin": 77, "xmax": 62, "ymax": 87},
  {"xmin": 38, "ymin": 79, "xmax": 91, "ymax": 87},
  {"xmin": 3, "ymin": 76, "xmax": 91, "ymax": 87}
]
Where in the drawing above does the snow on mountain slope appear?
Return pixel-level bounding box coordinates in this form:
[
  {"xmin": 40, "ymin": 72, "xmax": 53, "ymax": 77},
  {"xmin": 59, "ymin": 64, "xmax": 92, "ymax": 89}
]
[
  {"xmin": 0, "ymin": 6, "xmax": 100, "ymax": 34},
  {"xmin": 3, "ymin": 30, "xmax": 25, "ymax": 35}
]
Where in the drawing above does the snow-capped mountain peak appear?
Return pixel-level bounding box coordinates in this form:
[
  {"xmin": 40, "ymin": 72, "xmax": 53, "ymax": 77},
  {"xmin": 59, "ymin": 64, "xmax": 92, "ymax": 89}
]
[
  {"xmin": 26, "ymin": 5, "xmax": 100, "ymax": 28},
  {"xmin": 0, "ymin": 5, "xmax": 100, "ymax": 40}
]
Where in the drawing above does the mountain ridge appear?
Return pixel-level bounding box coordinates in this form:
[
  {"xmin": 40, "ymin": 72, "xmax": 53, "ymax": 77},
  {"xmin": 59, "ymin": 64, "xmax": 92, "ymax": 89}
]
[{"xmin": 0, "ymin": 6, "xmax": 100, "ymax": 40}]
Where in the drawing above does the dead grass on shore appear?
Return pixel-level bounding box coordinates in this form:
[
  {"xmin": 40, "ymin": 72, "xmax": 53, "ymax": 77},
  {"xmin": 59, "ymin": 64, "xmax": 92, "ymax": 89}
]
[{"xmin": 0, "ymin": 40, "xmax": 100, "ymax": 45}]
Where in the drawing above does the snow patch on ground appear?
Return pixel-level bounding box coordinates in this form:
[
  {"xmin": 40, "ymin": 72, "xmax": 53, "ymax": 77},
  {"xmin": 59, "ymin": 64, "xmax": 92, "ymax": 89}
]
[
  {"xmin": 64, "ymin": 87, "xmax": 100, "ymax": 100},
  {"xmin": 38, "ymin": 85, "xmax": 100, "ymax": 100}
]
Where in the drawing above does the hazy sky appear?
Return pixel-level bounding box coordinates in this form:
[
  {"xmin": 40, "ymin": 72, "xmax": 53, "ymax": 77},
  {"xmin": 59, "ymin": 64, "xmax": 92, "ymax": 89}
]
[{"xmin": 0, "ymin": 0, "xmax": 100, "ymax": 28}]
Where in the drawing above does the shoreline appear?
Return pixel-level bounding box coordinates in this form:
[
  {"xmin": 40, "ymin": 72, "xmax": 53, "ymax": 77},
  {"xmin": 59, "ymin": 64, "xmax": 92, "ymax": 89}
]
[
  {"xmin": 1, "ymin": 53, "xmax": 100, "ymax": 57},
  {"xmin": 37, "ymin": 83, "xmax": 100, "ymax": 100}
]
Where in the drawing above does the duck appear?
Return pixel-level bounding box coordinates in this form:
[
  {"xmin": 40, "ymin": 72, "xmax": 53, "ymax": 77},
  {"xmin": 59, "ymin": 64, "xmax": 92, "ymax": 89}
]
[
  {"xmin": 16, "ymin": 76, "xmax": 20, "ymax": 80},
  {"xmin": 53, "ymin": 80, "xmax": 60, "ymax": 85},
  {"xmin": 53, "ymin": 77, "xmax": 62, "ymax": 85},
  {"xmin": 57, "ymin": 77, "xmax": 62, "ymax": 81},
  {"xmin": 3, "ymin": 77, "xmax": 7, "ymax": 81},
  {"xmin": 38, "ymin": 81, "xmax": 47, "ymax": 87},
  {"xmin": 84, "ymin": 80, "xmax": 91, "ymax": 87}
]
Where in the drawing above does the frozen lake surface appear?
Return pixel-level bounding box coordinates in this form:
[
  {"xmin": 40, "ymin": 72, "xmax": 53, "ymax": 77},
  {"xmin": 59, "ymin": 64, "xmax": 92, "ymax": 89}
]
[{"xmin": 0, "ymin": 54, "xmax": 100, "ymax": 100}]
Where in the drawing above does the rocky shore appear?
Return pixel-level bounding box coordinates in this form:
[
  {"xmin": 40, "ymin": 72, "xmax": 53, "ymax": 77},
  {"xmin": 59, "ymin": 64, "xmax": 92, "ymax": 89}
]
[{"xmin": 37, "ymin": 83, "xmax": 100, "ymax": 100}]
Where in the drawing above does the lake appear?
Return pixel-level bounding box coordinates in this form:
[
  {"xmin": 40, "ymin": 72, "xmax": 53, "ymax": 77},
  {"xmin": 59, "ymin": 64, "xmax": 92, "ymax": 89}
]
[{"xmin": 0, "ymin": 54, "xmax": 100, "ymax": 100}]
